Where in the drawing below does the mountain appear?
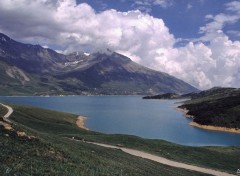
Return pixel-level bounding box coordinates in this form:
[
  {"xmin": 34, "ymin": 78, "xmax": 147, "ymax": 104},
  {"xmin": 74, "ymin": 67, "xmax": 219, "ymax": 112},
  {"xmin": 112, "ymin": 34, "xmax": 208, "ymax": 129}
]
[{"xmin": 0, "ymin": 33, "xmax": 198, "ymax": 95}]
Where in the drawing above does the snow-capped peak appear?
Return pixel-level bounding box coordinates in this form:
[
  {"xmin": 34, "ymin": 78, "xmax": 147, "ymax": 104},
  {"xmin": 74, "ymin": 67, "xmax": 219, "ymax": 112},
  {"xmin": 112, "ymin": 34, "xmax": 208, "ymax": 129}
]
[{"xmin": 84, "ymin": 52, "xmax": 90, "ymax": 56}]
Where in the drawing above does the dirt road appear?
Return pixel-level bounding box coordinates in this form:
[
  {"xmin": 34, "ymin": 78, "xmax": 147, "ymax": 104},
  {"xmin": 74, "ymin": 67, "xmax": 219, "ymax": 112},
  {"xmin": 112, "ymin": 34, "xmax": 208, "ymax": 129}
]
[
  {"xmin": 1, "ymin": 103, "xmax": 13, "ymax": 123},
  {"xmin": 88, "ymin": 142, "xmax": 235, "ymax": 176}
]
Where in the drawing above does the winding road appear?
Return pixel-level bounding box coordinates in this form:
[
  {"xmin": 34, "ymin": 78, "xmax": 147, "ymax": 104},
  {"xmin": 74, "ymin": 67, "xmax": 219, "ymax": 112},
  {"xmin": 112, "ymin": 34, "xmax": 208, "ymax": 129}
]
[{"xmin": 1, "ymin": 103, "xmax": 13, "ymax": 123}]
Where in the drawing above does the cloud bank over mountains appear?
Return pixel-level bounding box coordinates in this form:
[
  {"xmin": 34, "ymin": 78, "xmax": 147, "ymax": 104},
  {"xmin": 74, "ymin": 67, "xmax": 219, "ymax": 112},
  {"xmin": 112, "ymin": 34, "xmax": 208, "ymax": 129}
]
[{"xmin": 0, "ymin": 0, "xmax": 240, "ymax": 90}]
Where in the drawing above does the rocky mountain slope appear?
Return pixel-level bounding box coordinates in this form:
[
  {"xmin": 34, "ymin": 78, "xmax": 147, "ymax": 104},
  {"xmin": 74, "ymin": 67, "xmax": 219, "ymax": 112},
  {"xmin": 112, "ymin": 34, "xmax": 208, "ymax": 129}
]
[{"xmin": 0, "ymin": 33, "xmax": 198, "ymax": 95}]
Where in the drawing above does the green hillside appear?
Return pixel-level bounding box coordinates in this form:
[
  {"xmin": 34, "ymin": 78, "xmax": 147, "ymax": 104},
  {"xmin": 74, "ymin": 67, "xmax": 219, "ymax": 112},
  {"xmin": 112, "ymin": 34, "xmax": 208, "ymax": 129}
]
[
  {"xmin": 179, "ymin": 87, "xmax": 240, "ymax": 128},
  {"xmin": 1, "ymin": 103, "xmax": 239, "ymax": 175}
]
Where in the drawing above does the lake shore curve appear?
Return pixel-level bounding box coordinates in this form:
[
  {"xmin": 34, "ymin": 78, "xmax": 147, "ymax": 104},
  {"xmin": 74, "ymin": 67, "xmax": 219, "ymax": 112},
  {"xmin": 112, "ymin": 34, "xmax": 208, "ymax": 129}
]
[
  {"xmin": 189, "ymin": 122, "xmax": 240, "ymax": 134},
  {"xmin": 76, "ymin": 116, "xmax": 90, "ymax": 131},
  {"xmin": 177, "ymin": 107, "xmax": 240, "ymax": 134}
]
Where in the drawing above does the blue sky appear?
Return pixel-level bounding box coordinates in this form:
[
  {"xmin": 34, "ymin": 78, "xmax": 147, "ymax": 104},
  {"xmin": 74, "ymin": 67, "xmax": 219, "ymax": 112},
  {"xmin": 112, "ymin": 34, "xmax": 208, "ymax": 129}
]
[
  {"xmin": 0, "ymin": 0, "xmax": 240, "ymax": 90},
  {"xmin": 76, "ymin": 0, "xmax": 239, "ymax": 40}
]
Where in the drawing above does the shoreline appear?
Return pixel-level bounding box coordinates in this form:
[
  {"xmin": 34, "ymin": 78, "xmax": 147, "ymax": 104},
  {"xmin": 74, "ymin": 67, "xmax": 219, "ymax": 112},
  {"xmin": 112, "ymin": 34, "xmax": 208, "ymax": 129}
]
[
  {"xmin": 76, "ymin": 116, "xmax": 90, "ymax": 131},
  {"xmin": 176, "ymin": 106, "xmax": 240, "ymax": 134},
  {"xmin": 175, "ymin": 107, "xmax": 194, "ymax": 118},
  {"xmin": 0, "ymin": 95, "xmax": 144, "ymax": 97},
  {"xmin": 189, "ymin": 122, "xmax": 240, "ymax": 134}
]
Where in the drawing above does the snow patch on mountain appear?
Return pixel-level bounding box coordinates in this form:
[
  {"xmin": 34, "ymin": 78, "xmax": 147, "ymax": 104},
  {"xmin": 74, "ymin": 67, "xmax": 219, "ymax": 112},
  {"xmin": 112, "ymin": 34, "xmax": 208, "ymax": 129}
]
[
  {"xmin": 84, "ymin": 52, "xmax": 90, "ymax": 56},
  {"xmin": 64, "ymin": 60, "xmax": 83, "ymax": 67}
]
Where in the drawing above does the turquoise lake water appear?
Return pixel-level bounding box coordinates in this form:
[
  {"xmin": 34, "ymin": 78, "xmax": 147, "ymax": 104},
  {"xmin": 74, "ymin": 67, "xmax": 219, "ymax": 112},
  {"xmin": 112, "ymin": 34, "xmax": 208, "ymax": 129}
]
[{"xmin": 1, "ymin": 96, "xmax": 240, "ymax": 146}]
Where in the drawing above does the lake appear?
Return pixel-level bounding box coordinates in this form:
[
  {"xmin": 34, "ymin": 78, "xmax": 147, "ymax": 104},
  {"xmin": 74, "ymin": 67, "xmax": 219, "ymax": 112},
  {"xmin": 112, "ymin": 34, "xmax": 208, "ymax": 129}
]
[{"xmin": 1, "ymin": 96, "xmax": 240, "ymax": 146}]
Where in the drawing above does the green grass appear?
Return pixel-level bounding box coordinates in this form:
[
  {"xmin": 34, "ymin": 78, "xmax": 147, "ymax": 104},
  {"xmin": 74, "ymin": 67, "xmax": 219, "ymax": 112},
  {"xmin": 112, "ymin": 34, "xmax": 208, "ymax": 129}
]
[
  {"xmin": 1, "ymin": 103, "xmax": 239, "ymax": 175},
  {"xmin": 1, "ymin": 126, "xmax": 208, "ymax": 176},
  {"xmin": 0, "ymin": 104, "xmax": 8, "ymax": 117},
  {"xmin": 71, "ymin": 133, "xmax": 240, "ymax": 174}
]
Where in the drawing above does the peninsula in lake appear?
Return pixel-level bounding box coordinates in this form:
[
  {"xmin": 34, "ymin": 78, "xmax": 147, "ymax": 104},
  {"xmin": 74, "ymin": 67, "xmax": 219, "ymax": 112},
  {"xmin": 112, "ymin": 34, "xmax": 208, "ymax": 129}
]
[
  {"xmin": 144, "ymin": 87, "xmax": 240, "ymax": 133},
  {"xmin": 179, "ymin": 87, "xmax": 240, "ymax": 133}
]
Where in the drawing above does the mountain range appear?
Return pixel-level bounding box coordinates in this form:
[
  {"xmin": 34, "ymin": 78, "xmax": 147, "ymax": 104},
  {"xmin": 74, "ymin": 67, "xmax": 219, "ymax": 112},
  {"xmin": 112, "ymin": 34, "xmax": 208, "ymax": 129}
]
[{"xmin": 0, "ymin": 33, "xmax": 198, "ymax": 95}]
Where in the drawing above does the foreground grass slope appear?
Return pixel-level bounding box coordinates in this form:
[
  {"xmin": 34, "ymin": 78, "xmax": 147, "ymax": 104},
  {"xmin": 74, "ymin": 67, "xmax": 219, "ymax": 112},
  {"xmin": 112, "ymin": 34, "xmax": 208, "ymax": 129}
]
[
  {"xmin": 1, "ymin": 103, "xmax": 240, "ymax": 175},
  {"xmin": 3, "ymin": 127, "xmax": 208, "ymax": 176}
]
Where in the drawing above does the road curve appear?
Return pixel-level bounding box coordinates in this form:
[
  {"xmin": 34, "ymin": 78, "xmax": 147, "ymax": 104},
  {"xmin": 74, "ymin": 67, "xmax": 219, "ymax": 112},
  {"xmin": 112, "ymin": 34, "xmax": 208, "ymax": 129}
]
[
  {"xmin": 88, "ymin": 142, "xmax": 235, "ymax": 176},
  {"xmin": 0, "ymin": 103, "xmax": 13, "ymax": 123}
]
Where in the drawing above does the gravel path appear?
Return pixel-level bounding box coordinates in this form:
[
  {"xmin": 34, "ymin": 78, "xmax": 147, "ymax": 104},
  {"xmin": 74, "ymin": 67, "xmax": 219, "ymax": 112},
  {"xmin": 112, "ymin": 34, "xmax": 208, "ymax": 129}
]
[
  {"xmin": 1, "ymin": 103, "xmax": 13, "ymax": 123},
  {"xmin": 88, "ymin": 142, "xmax": 235, "ymax": 176}
]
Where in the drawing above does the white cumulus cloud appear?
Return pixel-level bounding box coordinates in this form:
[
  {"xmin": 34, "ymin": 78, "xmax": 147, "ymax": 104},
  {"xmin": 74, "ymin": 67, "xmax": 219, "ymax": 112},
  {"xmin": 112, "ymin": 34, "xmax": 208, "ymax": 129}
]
[{"xmin": 0, "ymin": 0, "xmax": 240, "ymax": 90}]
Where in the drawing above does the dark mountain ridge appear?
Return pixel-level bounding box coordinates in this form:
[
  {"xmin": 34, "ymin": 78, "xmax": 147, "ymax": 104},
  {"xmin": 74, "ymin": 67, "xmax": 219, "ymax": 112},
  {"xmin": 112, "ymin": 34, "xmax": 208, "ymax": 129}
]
[
  {"xmin": 0, "ymin": 33, "xmax": 198, "ymax": 95},
  {"xmin": 0, "ymin": 34, "xmax": 68, "ymax": 74}
]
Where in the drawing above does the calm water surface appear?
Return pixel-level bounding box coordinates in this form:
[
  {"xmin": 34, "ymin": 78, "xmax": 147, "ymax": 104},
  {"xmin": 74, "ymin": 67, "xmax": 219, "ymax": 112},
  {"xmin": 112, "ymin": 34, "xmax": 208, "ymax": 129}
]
[{"xmin": 1, "ymin": 96, "xmax": 240, "ymax": 146}]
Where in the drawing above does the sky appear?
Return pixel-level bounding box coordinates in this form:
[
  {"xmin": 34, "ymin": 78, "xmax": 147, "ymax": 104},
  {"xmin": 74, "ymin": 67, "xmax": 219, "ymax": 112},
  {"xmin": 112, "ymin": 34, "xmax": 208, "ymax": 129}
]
[{"xmin": 0, "ymin": 0, "xmax": 240, "ymax": 90}]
